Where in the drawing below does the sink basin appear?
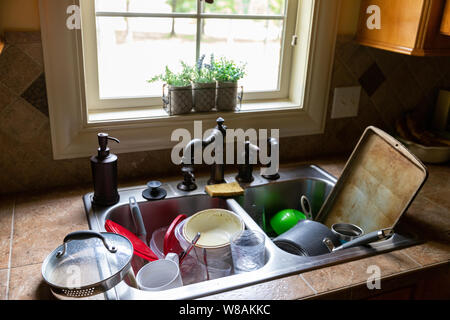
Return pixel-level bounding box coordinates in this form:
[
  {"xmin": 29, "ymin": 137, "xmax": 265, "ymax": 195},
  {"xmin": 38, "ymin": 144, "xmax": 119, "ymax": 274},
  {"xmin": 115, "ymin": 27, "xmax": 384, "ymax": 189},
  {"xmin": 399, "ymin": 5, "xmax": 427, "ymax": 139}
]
[
  {"xmin": 83, "ymin": 165, "xmax": 420, "ymax": 300},
  {"xmin": 236, "ymin": 178, "xmax": 334, "ymax": 238}
]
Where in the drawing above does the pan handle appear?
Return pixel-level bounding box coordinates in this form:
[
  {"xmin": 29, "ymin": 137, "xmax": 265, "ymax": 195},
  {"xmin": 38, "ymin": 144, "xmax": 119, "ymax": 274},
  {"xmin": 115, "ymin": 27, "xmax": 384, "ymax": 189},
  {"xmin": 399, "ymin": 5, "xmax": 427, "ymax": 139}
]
[
  {"xmin": 328, "ymin": 228, "xmax": 394, "ymax": 252},
  {"xmin": 56, "ymin": 231, "xmax": 117, "ymax": 258}
]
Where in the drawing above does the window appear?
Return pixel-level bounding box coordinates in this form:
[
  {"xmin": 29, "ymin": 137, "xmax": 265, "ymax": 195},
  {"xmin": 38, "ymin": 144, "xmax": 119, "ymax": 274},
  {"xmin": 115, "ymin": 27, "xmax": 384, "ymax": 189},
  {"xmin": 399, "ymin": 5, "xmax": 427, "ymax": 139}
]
[
  {"xmin": 40, "ymin": 0, "xmax": 340, "ymax": 159},
  {"xmin": 83, "ymin": 0, "xmax": 298, "ymax": 110}
]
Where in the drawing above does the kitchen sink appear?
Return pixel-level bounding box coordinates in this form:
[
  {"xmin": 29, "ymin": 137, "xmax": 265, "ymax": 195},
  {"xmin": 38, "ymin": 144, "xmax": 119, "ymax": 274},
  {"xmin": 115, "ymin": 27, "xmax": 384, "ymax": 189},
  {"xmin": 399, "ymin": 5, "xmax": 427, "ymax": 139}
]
[{"xmin": 83, "ymin": 165, "xmax": 420, "ymax": 300}]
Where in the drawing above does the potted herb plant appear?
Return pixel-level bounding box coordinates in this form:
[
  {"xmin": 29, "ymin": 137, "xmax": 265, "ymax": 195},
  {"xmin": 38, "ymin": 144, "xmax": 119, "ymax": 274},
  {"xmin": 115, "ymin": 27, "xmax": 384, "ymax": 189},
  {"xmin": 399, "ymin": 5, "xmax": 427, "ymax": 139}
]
[
  {"xmin": 148, "ymin": 62, "xmax": 194, "ymax": 115},
  {"xmin": 213, "ymin": 57, "xmax": 246, "ymax": 111},
  {"xmin": 192, "ymin": 54, "xmax": 216, "ymax": 112}
]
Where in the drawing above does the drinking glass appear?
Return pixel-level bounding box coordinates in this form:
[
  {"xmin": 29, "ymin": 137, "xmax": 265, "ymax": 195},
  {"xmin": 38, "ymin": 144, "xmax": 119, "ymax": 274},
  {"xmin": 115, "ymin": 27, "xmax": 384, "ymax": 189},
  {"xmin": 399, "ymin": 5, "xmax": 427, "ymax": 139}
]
[{"xmin": 230, "ymin": 230, "xmax": 265, "ymax": 273}]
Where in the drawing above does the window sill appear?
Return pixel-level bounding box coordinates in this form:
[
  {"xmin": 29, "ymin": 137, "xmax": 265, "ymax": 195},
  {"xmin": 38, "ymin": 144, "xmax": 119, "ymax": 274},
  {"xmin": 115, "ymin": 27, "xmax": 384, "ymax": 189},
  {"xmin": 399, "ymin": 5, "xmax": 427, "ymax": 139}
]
[{"xmin": 87, "ymin": 99, "xmax": 301, "ymax": 124}]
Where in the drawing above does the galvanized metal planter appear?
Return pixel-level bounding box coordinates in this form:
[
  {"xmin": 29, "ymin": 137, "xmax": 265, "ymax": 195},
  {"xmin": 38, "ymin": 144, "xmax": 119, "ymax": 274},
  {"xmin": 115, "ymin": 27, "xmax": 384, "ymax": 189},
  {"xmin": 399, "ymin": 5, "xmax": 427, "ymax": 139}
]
[
  {"xmin": 216, "ymin": 81, "xmax": 243, "ymax": 111},
  {"xmin": 162, "ymin": 84, "xmax": 193, "ymax": 115},
  {"xmin": 192, "ymin": 82, "xmax": 216, "ymax": 112}
]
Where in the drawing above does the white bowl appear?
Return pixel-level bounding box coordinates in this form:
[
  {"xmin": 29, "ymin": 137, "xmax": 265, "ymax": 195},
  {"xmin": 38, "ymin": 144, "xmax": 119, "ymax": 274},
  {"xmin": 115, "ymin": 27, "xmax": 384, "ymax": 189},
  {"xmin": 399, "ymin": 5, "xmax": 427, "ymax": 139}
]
[
  {"xmin": 397, "ymin": 137, "xmax": 450, "ymax": 164},
  {"xmin": 182, "ymin": 209, "xmax": 245, "ymax": 265},
  {"xmin": 183, "ymin": 209, "xmax": 245, "ymax": 248}
]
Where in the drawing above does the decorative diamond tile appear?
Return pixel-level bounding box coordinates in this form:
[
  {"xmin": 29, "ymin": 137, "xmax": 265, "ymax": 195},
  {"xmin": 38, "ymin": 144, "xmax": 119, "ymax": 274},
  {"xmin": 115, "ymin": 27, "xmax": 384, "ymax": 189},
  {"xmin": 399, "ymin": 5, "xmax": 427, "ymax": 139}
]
[
  {"xmin": 21, "ymin": 73, "xmax": 48, "ymax": 117},
  {"xmin": 358, "ymin": 63, "xmax": 386, "ymax": 97}
]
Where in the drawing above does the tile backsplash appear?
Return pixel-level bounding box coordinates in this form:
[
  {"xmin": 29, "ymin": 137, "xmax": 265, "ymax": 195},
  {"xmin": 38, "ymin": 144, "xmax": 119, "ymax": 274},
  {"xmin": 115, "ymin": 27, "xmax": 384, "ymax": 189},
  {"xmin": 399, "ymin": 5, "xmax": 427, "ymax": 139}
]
[{"xmin": 0, "ymin": 32, "xmax": 449, "ymax": 195}]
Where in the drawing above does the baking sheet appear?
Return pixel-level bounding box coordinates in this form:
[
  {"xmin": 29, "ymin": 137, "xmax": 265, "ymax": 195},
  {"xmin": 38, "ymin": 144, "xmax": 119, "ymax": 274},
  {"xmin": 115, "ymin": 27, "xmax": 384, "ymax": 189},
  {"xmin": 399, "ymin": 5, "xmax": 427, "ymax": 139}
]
[{"xmin": 317, "ymin": 127, "xmax": 428, "ymax": 233}]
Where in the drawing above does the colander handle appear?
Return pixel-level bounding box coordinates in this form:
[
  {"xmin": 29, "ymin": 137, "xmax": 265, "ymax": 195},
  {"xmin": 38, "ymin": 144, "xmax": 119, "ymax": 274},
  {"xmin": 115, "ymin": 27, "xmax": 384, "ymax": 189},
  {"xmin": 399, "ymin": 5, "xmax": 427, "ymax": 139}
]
[{"xmin": 56, "ymin": 231, "xmax": 117, "ymax": 258}]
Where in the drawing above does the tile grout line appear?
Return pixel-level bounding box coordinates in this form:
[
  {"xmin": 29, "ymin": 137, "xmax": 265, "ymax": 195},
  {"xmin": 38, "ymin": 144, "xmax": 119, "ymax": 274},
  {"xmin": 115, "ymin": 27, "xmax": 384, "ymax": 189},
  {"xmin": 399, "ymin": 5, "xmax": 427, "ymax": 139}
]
[
  {"xmin": 299, "ymin": 274, "xmax": 317, "ymax": 295},
  {"xmin": 400, "ymin": 251, "xmax": 423, "ymax": 268},
  {"xmin": 5, "ymin": 197, "xmax": 16, "ymax": 300}
]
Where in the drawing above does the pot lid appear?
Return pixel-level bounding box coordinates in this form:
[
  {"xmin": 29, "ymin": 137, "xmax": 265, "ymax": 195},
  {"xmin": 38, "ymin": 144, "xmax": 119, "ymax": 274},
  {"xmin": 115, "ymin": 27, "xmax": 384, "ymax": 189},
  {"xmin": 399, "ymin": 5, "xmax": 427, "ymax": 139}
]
[{"xmin": 42, "ymin": 231, "xmax": 133, "ymax": 289}]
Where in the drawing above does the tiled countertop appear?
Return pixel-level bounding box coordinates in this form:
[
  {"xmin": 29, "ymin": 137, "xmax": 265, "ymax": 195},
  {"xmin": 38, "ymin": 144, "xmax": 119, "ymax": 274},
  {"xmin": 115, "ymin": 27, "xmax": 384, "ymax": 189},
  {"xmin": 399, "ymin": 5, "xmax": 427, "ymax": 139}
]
[{"xmin": 0, "ymin": 158, "xmax": 448, "ymax": 300}]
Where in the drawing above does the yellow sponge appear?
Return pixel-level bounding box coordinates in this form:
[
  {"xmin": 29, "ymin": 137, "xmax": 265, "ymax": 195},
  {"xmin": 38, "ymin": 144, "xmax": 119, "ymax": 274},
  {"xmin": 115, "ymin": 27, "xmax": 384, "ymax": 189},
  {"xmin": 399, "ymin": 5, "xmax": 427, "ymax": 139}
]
[{"xmin": 205, "ymin": 182, "xmax": 244, "ymax": 197}]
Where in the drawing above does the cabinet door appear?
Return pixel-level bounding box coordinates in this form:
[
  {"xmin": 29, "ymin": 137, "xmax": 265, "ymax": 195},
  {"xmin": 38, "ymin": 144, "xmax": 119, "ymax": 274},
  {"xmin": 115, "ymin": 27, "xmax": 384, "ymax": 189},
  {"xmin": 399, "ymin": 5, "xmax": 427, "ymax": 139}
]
[
  {"xmin": 420, "ymin": 0, "xmax": 450, "ymax": 54},
  {"xmin": 356, "ymin": 0, "xmax": 425, "ymax": 55},
  {"xmin": 440, "ymin": 0, "xmax": 450, "ymax": 35}
]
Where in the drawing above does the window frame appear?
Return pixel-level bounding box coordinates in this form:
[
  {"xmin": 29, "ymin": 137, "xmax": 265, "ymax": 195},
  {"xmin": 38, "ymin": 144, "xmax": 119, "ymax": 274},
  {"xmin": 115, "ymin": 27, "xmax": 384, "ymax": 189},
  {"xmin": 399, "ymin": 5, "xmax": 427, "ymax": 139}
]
[
  {"xmin": 83, "ymin": 0, "xmax": 298, "ymax": 110},
  {"xmin": 40, "ymin": 0, "xmax": 341, "ymax": 160}
]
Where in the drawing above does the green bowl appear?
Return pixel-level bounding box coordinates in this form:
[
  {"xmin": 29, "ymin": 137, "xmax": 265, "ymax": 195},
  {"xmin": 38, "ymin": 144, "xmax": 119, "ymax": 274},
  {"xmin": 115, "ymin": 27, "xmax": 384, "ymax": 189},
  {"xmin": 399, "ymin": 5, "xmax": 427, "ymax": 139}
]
[{"xmin": 270, "ymin": 209, "xmax": 307, "ymax": 235}]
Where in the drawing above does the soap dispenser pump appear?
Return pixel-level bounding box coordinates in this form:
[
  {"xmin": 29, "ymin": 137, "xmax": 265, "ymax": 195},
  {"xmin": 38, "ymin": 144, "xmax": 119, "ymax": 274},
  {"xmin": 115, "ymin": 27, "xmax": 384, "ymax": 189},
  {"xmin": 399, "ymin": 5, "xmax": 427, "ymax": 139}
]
[{"xmin": 91, "ymin": 133, "xmax": 120, "ymax": 206}]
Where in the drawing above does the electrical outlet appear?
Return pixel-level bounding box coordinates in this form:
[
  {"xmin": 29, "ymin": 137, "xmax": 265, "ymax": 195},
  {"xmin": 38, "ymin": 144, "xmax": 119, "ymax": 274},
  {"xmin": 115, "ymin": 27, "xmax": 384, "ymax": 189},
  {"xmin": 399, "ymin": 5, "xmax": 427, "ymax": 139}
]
[{"xmin": 331, "ymin": 86, "xmax": 361, "ymax": 119}]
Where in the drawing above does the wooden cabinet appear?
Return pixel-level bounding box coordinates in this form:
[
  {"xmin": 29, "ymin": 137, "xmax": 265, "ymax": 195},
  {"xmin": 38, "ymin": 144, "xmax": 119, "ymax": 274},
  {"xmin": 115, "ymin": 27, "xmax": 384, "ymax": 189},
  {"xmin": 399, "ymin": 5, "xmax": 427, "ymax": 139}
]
[
  {"xmin": 442, "ymin": 0, "xmax": 450, "ymax": 35},
  {"xmin": 356, "ymin": 0, "xmax": 450, "ymax": 56}
]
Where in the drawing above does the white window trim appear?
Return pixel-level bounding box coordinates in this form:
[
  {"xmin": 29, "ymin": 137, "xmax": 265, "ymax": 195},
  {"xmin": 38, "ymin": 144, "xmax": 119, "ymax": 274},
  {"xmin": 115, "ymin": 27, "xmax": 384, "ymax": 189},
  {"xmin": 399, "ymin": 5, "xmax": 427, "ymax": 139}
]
[{"xmin": 40, "ymin": 0, "xmax": 341, "ymax": 160}]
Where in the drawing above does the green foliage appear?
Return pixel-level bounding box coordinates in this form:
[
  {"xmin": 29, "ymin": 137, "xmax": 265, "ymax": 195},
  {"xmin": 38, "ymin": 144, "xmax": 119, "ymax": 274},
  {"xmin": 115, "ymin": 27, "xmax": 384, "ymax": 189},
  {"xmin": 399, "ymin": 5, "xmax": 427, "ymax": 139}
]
[
  {"xmin": 148, "ymin": 56, "xmax": 247, "ymax": 86},
  {"xmin": 193, "ymin": 54, "xmax": 216, "ymax": 83},
  {"xmin": 148, "ymin": 61, "xmax": 194, "ymax": 87},
  {"xmin": 213, "ymin": 57, "xmax": 246, "ymax": 82}
]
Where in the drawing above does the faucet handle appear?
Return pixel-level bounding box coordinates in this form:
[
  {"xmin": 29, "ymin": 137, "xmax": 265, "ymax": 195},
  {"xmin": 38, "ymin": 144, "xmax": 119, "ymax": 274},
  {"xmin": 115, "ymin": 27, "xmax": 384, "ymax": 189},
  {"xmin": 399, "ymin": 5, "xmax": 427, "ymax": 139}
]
[
  {"xmin": 178, "ymin": 165, "xmax": 197, "ymax": 191},
  {"xmin": 215, "ymin": 117, "xmax": 227, "ymax": 135}
]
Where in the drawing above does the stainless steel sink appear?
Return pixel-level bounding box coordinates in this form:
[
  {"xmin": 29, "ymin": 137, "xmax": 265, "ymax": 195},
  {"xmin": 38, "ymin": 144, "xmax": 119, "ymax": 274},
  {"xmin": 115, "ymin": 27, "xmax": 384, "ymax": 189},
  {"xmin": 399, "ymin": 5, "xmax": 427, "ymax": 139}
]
[{"xmin": 83, "ymin": 165, "xmax": 420, "ymax": 300}]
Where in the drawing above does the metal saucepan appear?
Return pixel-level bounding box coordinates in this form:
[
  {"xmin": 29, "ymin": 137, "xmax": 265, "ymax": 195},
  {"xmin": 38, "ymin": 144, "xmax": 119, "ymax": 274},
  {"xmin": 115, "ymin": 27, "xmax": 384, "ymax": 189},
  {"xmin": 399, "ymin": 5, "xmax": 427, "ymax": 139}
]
[
  {"xmin": 323, "ymin": 228, "xmax": 394, "ymax": 253},
  {"xmin": 42, "ymin": 231, "xmax": 137, "ymax": 299},
  {"xmin": 331, "ymin": 223, "xmax": 364, "ymax": 244},
  {"xmin": 273, "ymin": 220, "xmax": 393, "ymax": 257},
  {"xmin": 273, "ymin": 220, "xmax": 341, "ymax": 256}
]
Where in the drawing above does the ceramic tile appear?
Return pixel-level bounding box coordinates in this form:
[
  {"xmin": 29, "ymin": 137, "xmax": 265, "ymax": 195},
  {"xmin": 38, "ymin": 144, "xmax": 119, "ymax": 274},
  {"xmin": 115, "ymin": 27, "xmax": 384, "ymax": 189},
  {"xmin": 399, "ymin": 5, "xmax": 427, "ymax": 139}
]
[
  {"xmin": 422, "ymin": 190, "xmax": 450, "ymax": 212},
  {"xmin": 387, "ymin": 62, "xmax": 424, "ymax": 112},
  {"xmin": 346, "ymin": 46, "xmax": 376, "ymax": 79},
  {"xmin": 402, "ymin": 194, "xmax": 450, "ymax": 242},
  {"xmin": 16, "ymin": 43, "xmax": 44, "ymax": 66},
  {"xmin": 420, "ymin": 165, "xmax": 450, "ymax": 197},
  {"xmin": 0, "ymin": 269, "xmax": 8, "ymax": 300},
  {"xmin": 301, "ymin": 251, "xmax": 419, "ymax": 294},
  {"xmin": 404, "ymin": 56, "xmax": 443, "ymax": 93},
  {"xmin": 8, "ymin": 263, "xmax": 54, "ymax": 300},
  {"xmin": 11, "ymin": 189, "xmax": 88, "ymax": 268},
  {"xmin": 335, "ymin": 38, "xmax": 360, "ymax": 65},
  {"xmin": 330, "ymin": 57, "xmax": 358, "ymax": 88},
  {"xmin": 200, "ymin": 275, "xmax": 315, "ymax": 300},
  {"xmin": 402, "ymin": 242, "xmax": 450, "ymax": 267},
  {"xmin": 0, "ymin": 98, "xmax": 48, "ymax": 144},
  {"xmin": 0, "ymin": 82, "xmax": 16, "ymax": 114},
  {"xmin": 4, "ymin": 32, "xmax": 41, "ymax": 45},
  {"xmin": 0, "ymin": 45, "xmax": 42, "ymax": 95},
  {"xmin": 0, "ymin": 197, "xmax": 14, "ymax": 269},
  {"xmin": 366, "ymin": 47, "xmax": 404, "ymax": 77}
]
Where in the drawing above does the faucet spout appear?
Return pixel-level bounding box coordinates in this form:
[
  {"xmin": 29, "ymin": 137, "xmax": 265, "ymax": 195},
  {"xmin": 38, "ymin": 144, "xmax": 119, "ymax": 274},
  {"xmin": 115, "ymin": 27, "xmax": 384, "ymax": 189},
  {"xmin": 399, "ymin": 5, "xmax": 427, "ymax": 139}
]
[
  {"xmin": 181, "ymin": 138, "xmax": 203, "ymax": 165},
  {"xmin": 178, "ymin": 118, "xmax": 228, "ymax": 191}
]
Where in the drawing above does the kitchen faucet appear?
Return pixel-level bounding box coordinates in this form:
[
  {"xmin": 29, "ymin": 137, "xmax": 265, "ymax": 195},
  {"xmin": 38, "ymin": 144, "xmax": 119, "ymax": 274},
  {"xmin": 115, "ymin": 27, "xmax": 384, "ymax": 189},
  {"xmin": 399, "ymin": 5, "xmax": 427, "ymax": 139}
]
[
  {"xmin": 177, "ymin": 117, "xmax": 227, "ymax": 191},
  {"xmin": 177, "ymin": 117, "xmax": 279, "ymax": 191}
]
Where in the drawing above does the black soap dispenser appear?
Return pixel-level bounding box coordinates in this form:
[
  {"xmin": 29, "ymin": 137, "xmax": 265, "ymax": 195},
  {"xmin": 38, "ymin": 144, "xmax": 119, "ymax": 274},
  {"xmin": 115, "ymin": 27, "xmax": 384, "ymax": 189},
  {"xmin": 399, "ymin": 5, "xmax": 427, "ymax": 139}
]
[{"xmin": 91, "ymin": 133, "xmax": 120, "ymax": 206}]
